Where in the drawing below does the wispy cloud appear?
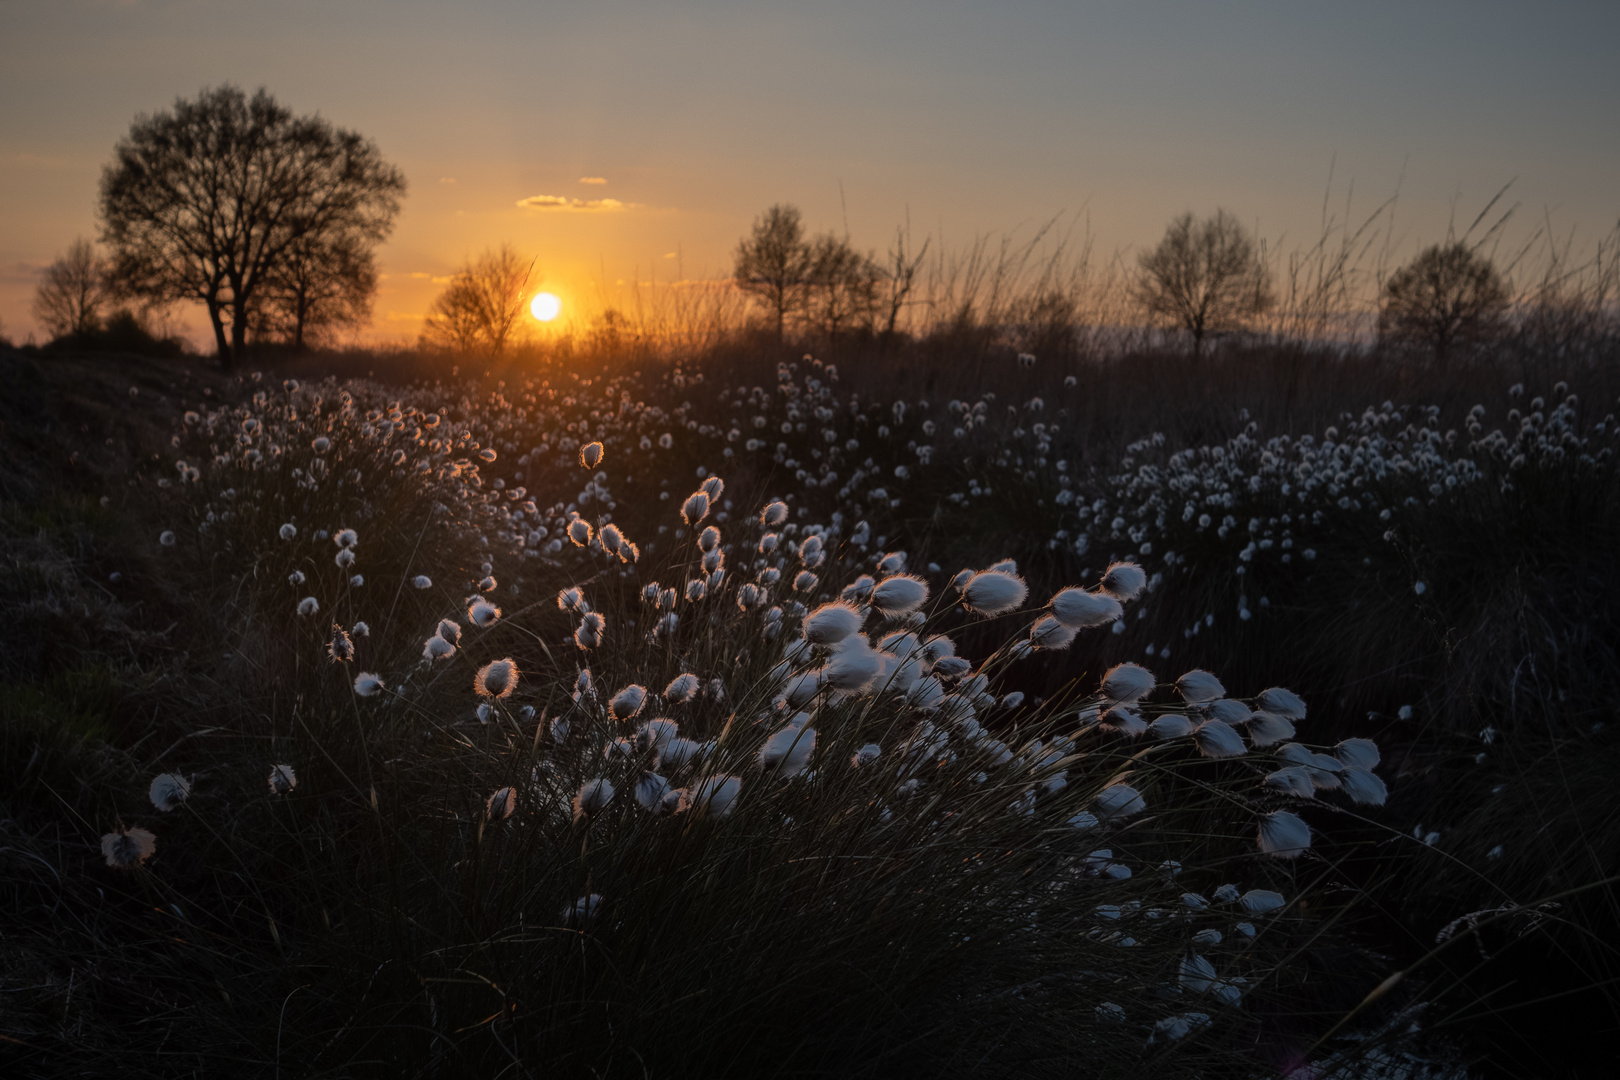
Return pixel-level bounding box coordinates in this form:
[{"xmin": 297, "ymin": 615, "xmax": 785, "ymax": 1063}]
[
  {"xmin": 578, "ymin": 176, "xmax": 608, "ymax": 185},
  {"xmin": 517, "ymin": 194, "xmax": 634, "ymax": 212}
]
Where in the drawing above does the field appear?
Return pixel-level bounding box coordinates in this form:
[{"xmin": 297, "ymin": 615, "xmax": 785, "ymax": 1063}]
[{"xmin": 2, "ymin": 338, "xmax": 1617, "ymax": 1079}]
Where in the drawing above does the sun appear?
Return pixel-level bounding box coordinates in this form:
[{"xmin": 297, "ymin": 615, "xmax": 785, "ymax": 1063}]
[{"xmin": 530, "ymin": 292, "xmax": 561, "ymax": 322}]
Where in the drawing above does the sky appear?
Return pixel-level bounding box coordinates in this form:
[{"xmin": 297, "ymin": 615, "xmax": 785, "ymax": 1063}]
[{"xmin": 1, "ymin": 0, "xmax": 1616, "ymax": 345}]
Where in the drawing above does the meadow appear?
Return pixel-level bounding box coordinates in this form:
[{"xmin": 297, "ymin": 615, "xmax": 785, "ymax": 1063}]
[{"xmin": 2, "ymin": 327, "xmax": 1617, "ymax": 1079}]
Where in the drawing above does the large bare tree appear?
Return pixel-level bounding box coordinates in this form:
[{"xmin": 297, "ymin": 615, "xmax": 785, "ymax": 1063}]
[
  {"xmin": 1133, "ymin": 209, "xmax": 1274, "ymax": 356},
  {"xmin": 734, "ymin": 204, "xmax": 810, "ymax": 339},
  {"xmin": 32, "ymin": 237, "xmax": 110, "ymax": 339},
  {"xmin": 419, "ymin": 245, "xmax": 536, "ymax": 356},
  {"xmin": 1379, "ymin": 242, "xmax": 1509, "ymax": 367},
  {"xmin": 98, "ymin": 85, "xmax": 404, "ymax": 367}
]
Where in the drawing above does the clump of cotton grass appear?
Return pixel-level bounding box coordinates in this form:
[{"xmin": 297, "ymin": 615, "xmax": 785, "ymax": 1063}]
[
  {"xmin": 353, "ymin": 672, "xmax": 384, "ymax": 697},
  {"xmin": 573, "ymin": 778, "xmax": 615, "ymax": 820},
  {"xmin": 297, "ymin": 596, "xmax": 319, "ymax": 617},
  {"xmin": 759, "ymin": 725, "xmax": 816, "ymax": 778},
  {"xmin": 100, "ymin": 826, "xmax": 157, "ymax": 868},
  {"xmin": 475, "ymin": 658, "xmax": 518, "ymax": 699},
  {"xmin": 486, "ymin": 787, "xmax": 516, "ymax": 822},
  {"xmin": 468, "ymin": 599, "xmax": 501, "ymax": 628},
  {"xmin": 1099, "ymin": 561, "xmax": 1147, "ymax": 600},
  {"xmin": 664, "ymin": 673, "xmax": 700, "ymax": 704},
  {"xmin": 608, "ymin": 684, "xmax": 647, "ymax": 721},
  {"xmin": 802, "ymin": 601, "xmax": 865, "ymax": 644},
  {"xmin": 148, "ymin": 773, "xmax": 191, "ymax": 812},
  {"xmin": 960, "ymin": 570, "xmax": 1029, "ymax": 616},
  {"xmin": 1101, "ymin": 663, "xmax": 1155, "ymax": 703},
  {"xmin": 1257, "ymin": 810, "xmax": 1312, "ymax": 858},
  {"xmin": 1049, "ymin": 587, "xmax": 1123, "ymax": 629},
  {"xmin": 267, "ymin": 764, "xmax": 297, "ymax": 795},
  {"xmin": 579, "ymin": 441, "xmax": 604, "ymax": 468}
]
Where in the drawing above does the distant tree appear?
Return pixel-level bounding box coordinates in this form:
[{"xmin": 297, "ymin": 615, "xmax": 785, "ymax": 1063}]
[
  {"xmin": 804, "ymin": 233, "xmax": 881, "ymax": 338},
  {"xmin": 33, "ymin": 237, "xmax": 110, "ymax": 339},
  {"xmin": 99, "ymin": 85, "xmax": 405, "ymax": 368},
  {"xmin": 251, "ymin": 230, "xmax": 379, "ymax": 349},
  {"xmin": 735, "ymin": 204, "xmax": 810, "ymax": 339},
  {"xmin": 419, "ymin": 245, "xmax": 536, "ymax": 357},
  {"xmin": 1133, "ymin": 210, "xmax": 1274, "ymax": 356},
  {"xmin": 1379, "ymin": 242, "xmax": 1509, "ymax": 367},
  {"xmin": 878, "ymin": 225, "xmax": 930, "ymax": 338}
]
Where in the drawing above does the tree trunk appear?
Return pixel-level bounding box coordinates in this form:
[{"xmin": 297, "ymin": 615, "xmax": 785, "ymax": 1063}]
[
  {"xmin": 231, "ymin": 295, "xmax": 249, "ymax": 360},
  {"xmin": 207, "ymin": 296, "xmax": 232, "ymax": 367}
]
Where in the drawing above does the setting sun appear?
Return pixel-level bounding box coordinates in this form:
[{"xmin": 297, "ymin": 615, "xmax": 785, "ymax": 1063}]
[{"xmin": 530, "ymin": 292, "xmax": 561, "ymax": 322}]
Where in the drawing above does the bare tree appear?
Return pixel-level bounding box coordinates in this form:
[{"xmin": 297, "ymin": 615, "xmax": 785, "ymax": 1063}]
[
  {"xmin": 99, "ymin": 85, "xmax": 405, "ymax": 367},
  {"xmin": 419, "ymin": 245, "xmax": 536, "ymax": 356},
  {"xmin": 252, "ymin": 230, "xmax": 378, "ymax": 349},
  {"xmin": 1379, "ymin": 242, "xmax": 1509, "ymax": 367},
  {"xmin": 734, "ymin": 204, "xmax": 810, "ymax": 339},
  {"xmin": 1133, "ymin": 209, "xmax": 1274, "ymax": 356},
  {"xmin": 32, "ymin": 238, "xmax": 110, "ymax": 339},
  {"xmin": 804, "ymin": 233, "xmax": 881, "ymax": 338},
  {"xmin": 879, "ymin": 224, "xmax": 929, "ymax": 338}
]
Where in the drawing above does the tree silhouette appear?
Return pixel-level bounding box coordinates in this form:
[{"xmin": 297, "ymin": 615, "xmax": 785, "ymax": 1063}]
[
  {"xmin": 734, "ymin": 204, "xmax": 810, "ymax": 339},
  {"xmin": 1379, "ymin": 242, "xmax": 1509, "ymax": 367},
  {"xmin": 419, "ymin": 245, "xmax": 536, "ymax": 357},
  {"xmin": 99, "ymin": 85, "xmax": 404, "ymax": 367},
  {"xmin": 252, "ymin": 230, "xmax": 378, "ymax": 349},
  {"xmin": 33, "ymin": 238, "xmax": 110, "ymax": 339},
  {"xmin": 1133, "ymin": 210, "xmax": 1273, "ymax": 356}
]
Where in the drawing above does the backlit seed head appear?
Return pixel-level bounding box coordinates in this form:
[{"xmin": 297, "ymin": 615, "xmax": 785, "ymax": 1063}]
[
  {"xmin": 101, "ymin": 826, "xmax": 157, "ymax": 868},
  {"xmin": 468, "ymin": 599, "xmax": 501, "ymax": 628},
  {"xmin": 436, "ymin": 619, "xmax": 462, "ymax": 646},
  {"xmin": 682, "ymin": 491, "xmax": 710, "ymax": 525},
  {"xmin": 573, "ymin": 778, "xmax": 615, "ymax": 819},
  {"xmin": 1175, "ymin": 669, "xmax": 1226, "ymax": 704},
  {"xmin": 353, "ymin": 672, "xmax": 385, "ymax": 697},
  {"xmin": 268, "ymin": 764, "xmax": 297, "ymax": 795},
  {"xmin": 149, "ymin": 773, "xmax": 191, "ymax": 812},
  {"xmin": 870, "ymin": 574, "xmax": 929, "ymax": 616},
  {"xmin": 476, "ymin": 658, "xmax": 518, "ymax": 699},
  {"xmin": 803, "ymin": 601, "xmax": 865, "ymax": 645},
  {"xmin": 961, "ymin": 570, "xmax": 1028, "ymax": 616},
  {"xmin": 579, "ymin": 441, "xmax": 604, "ymax": 468},
  {"xmin": 297, "ymin": 596, "xmax": 319, "ymax": 617},
  {"xmin": 760, "ymin": 501, "xmax": 789, "ymax": 527},
  {"xmin": 1099, "ymin": 561, "xmax": 1147, "ymax": 600},
  {"xmin": 1100, "ymin": 663, "xmax": 1155, "ymax": 702},
  {"xmin": 486, "ymin": 786, "xmax": 516, "ymax": 821},
  {"xmin": 609, "ymin": 684, "xmax": 647, "ymax": 720},
  {"xmin": 1050, "ymin": 587, "xmax": 1122, "ymax": 629},
  {"xmin": 664, "ymin": 673, "xmax": 700, "ymax": 704},
  {"xmin": 279, "ymin": 523, "xmax": 297, "ymax": 540},
  {"xmin": 1257, "ymin": 810, "xmax": 1311, "ymax": 858},
  {"xmin": 575, "ymin": 611, "xmax": 605, "ymax": 649},
  {"xmin": 1258, "ymin": 686, "xmax": 1307, "ymax": 720}
]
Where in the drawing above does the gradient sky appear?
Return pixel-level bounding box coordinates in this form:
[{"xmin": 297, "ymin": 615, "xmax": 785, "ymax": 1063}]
[{"xmin": 2, "ymin": 0, "xmax": 1616, "ymax": 344}]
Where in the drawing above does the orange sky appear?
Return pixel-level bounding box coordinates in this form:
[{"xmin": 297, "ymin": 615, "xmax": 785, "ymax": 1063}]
[{"xmin": 2, "ymin": 1, "xmax": 1616, "ymax": 348}]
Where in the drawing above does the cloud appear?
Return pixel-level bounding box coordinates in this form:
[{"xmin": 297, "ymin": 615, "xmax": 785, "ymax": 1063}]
[
  {"xmin": 578, "ymin": 176, "xmax": 607, "ymax": 185},
  {"xmin": 409, "ymin": 272, "xmax": 432, "ymax": 279},
  {"xmin": 516, "ymin": 194, "xmax": 632, "ymax": 212}
]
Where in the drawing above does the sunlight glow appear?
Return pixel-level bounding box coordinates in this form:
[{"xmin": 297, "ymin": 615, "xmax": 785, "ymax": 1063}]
[{"xmin": 530, "ymin": 292, "xmax": 561, "ymax": 322}]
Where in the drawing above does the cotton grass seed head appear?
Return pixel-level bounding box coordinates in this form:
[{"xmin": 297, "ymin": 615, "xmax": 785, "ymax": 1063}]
[
  {"xmin": 684, "ymin": 773, "xmax": 742, "ymax": 817},
  {"xmin": 348, "ymin": 671, "xmax": 383, "ymax": 697},
  {"xmin": 573, "ymin": 778, "xmax": 616, "ymax": 819},
  {"xmin": 1194, "ymin": 719, "xmax": 1247, "ymax": 758},
  {"xmin": 149, "ymin": 773, "xmax": 191, "ymax": 812},
  {"xmin": 334, "ymin": 528, "xmax": 358, "ymax": 549},
  {"xmin": 436, "ymin": 618, "xmax": 462, "ymax": 646},
  {"xmin": 682, "ymin": 491, "xmax": 710, "ymax": 524},
  {"xmin": 468, "ymin": 599, "xmax": 501, "ymax": 628},
  {"xmin": 486, "ymin": 786, "xmax": 516, "ymax": 821},
  {"xmin": 1095, "ymin": 783, "xmax": 1146, "ymax": 819},
  {"xmin": 1099, "ymin": 561, "xmax": 1146, "ymax": 600},
  {"xmin": 579, "ymin": 441, "xmax": 604, "ymax": 468},
  {"xmin": 1239, "ymin": 889, "xmax": 1286, "ymax": 914},
  {"xmin": 1334, "ymin": 737, "xmax": 1381, "ymax": 770},
  {"xmin": 961, "ymin": 570, "xmax": 1028, "ymax": 616},
  {"xmin": 870, "ymin": 574, "xmax": 929, "ymax": 616},
  {"xmin": 567, "ymin": 519, "xmax": 593, "ymax": 547},
  {"xmin": 1262, "ymin": 766, "xmax": 1316, "ymax": 799},
  {"xmin": 327, "ymin": 625, "xmax": 354, "ymax": 663},
  {"xmin": 1101, "ymin": 662, "xmax": 1155, "ymax": 703},
  {"xmin": 1257, "ymin": 810, "xmax": 1311, "ymax": 858},
  {"xmin": 412, "ymin": 575, "xmax": 432, "ymax": 589},
  {"xmin": 1175, "ymin": 669, "xmax": 1225, "ymax": 704},
  {"xmin": 803, "ymin": 601, "xmax": 864, "ymax": 644},
  {"xmin": 268, "ymin": 764, "xmax": 297, "ymax": 795},
  {"xmin": 101, "ymin": 826, "xmax": 157, "ymax": 869},
  {"xmin": 298, "ymin": 596, "xmax": 319, "ymax": 617},
  {"xmin": 1246, "ymin": 712, "xmax": 1296, "ymax": 747},
  {"xmin": 1148, "ymin": 714, "xmax": 1194, "ymax": 739},
  {"xmin": 1258, "ymin": 686, "xmax": 1307, "ymax": 719},
  {"xmin": 1030, "ymin": 614, "xmax": 1078, "ymax": 651},
  {"xmin": 159, "ymin": 530, "xmax": 177, "ymax": 547},
  {"xmin": 1050, "ymin": 587, "xmax": 1122, "ymax": 630},
  {"xmin": 664, "ymin": 673, "xmax": 700, "ymax": 703},
  {"xmin": 1340, "ymin": 766, "xmax": 1389, "ymax": 806},
  {"xmin": 608, "ymin": 684, "xmax": 647, "ymax": 720},
  {"xmin": 476, "ymin": 658, "xmax": 518, "ymax": 699},
  {"xmin": 635, "ymin": 771, "xmax": 671, "ymax": 811},
  {"xmin": 760, "ymin": 501, "xmax": 788, "ymax": 526},
  {"xmin": 759, "ymin": 725, "xmax": 817, "ymax": 777},
  {"xmin": 279, "ymin": 523, "xmax": 297, "ymax": 540}
]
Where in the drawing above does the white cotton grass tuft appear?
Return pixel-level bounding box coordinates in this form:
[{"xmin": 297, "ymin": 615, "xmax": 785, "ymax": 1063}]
[
  {"xmin": 567, "ymin": 893, "xmax": 603, "ymax": 923},
  {"xmin": 1239, "ymin": 889, "xmax": 1286, "ymax": 914},
  {"xmin": 486, "ymin": 786, "xmax": 516, "ymax": 821},
  {"xmin": 1029, "ymin": 615, "xmax": 1078, "ymax": 651},
  {"xmin": 961, "ymin": 570, "xmax": 1029, "ymax": 616},
  {"xmin": 352, "ymin": 621, "xmax": 369, "ymax": 637},
  {"xmin": 298, "ymin": 596, "xmax": 319, "ymax": 617},
  {"xmin": 759, "ymin": 725, "xmax": 817, "ymax": 777},
  {"xmin": 579, "ymin": 441, "xmax": 604, "ymax": 468},
  {"xmin": 760, "ymin": 501, "xmax": 789, "ymax": 527},
  {"xmin": 684, "ymin": 773, "xmax": 742, "ymax": 817},
  {"xmin": 1246, "ymin": 712, "xmax": 1296, "ymax": 747},
  {"xmin": 1257, "ymin": 810, "xmax": 1312, "ymax": 858},
  {"xmin": 573, "ymin": 778, "xmax": 616, "ymax": 819},
  {"xmin": 1049, "ymin": 587, "xmax": 1123, "ymax": 629},
  {"xmin": 1194, "ymin": 720, "xmax": 1247, "ymax": 758},
  {"xmin": 802, "ymin": 601, "xmax": 865, "ymax": 644},
  {"xmin": 1101, "ymin": 663, "xmax": 1155, "ymax": 703},
  {"xmin": 664, "ymin": 673, "xmax": 700, "ymax": 703},
  {"xmin": 159, "ymin": 530, "xmax": 177, "ymax": 547},
  {"xmin": 1148, "ymin": 714, "xmax": 1195, "ymax": 740},
  {"xmin": 412, "ymin": 575, "xmax": 432, "ymax": 589},
  {"xmin": 268, "ymin": 764, "xmax": 297, "ymax": 795},
  {"xmin": 468, "ymin": 599, "xmax": 501, "ymax": 628},
  {"xmin": 148, "ymin": 773, "xmax": 191, "ymax": 812},
  {"xmin": 681, "ymin": 491, "xmax": 711, "ymax": 525},
  {"xmin": 1099, "ymin": 561, "xmax": 1147, "ymax": 600},
  {"xmin": 823, "ymin": 638, "xmax": 884, "ymax": 692},
  {"xmin": 1340, "ymin": 766, "xmax": 1389, "ymax": 806},
  {"xmin": 101, "ymin": 826, "xmax": 157, "ymax": 868},
  {"xmin": 1095, "ymin": 782, "xmax": 1146, "ymax": 819},
  {"xmin": 1258, "ymin": 686, "xmax": 1308, "ymax": 720},
  {"xmin": 567, "ymin": 519, "xmax": 593, "ymax": 546},
  {"xmin": 869, "ymin": 574, "xmax": 929, "ymax": 616},
  {"xmin": 1262, "ymin": 766, "xmax": 1316, "ymax": 799},
  {"xmin": 635, "ymin": 771, "xmax": 672, "ymax": 810},
  {"xmin": 851, "ymin": 743, "xmax": 882, "ymax": 768},
  {"xmin": 1179, "ymin": 953, "xmax": 1218, "ymax": 993},
  {"xmin": 1175, "ymin": 669, "xmax": 1226, "ymax": 704},
  {"xmin": 422, "ymin": 634, "xmax": 456, "ymax": 661},
  {"xmin": 1098, "ymin": 706, "xmax": 1148, "ymax": 738},
  {"xmin": 279, "ymin": 523, "xmax": 297, "ymax": 540},
  {"xmin": 353, "ymin": 672, "xmax": 384, "ymax": 697},
  {"xmin": 1334, "ymin": 737, "xmax": 1381, "ymax": 770},
  {"xmin": 475, "ymin": 658, "xmax": 519, "ymax": 699},
  {"xmin": 334, "ymin": 528, "xmax": 358, "ymax": 549},
  {"xmin": 608, "ymin": 684, "xmax": 647, "ymax": 720},
  {"xmin": 1206, "ymin": 698, "xmax": 1253, "ymax": 725},
  {"xmin": 698, "ymin": 525, "xmax": 721, "ymax": 552},
  {"xmin": 436, "ymin": 618, "xmax": 462, "ymax": 646}
]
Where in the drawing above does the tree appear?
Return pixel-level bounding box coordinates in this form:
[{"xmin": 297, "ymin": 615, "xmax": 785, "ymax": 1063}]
[
  {"xmin": 804, "ymin": 232, "xmax": 881, "ymax": 338},
  {"xmin": 1379, "ymin": 242, "xmax": 1509, "ymax": 367},
  {"xmin": 33, "ymin": 237, "xmax": 110, "ymax": 339},
  {"xmin": 735, "ymin": 204, "xmax": 810, "ymax": 339},
  {"xmin": 251, "ymin": 230, "xmax": 379, "ymax": 349},
  {"xmin": 419, "ymin": 245, "xmax": 536, "ymax": 357},
  {"xmin": 1133, "ymin": 209, "xmax": 1274, "ymax": 356},
  {"xmin": 99, "ymin": 85, "xmax": 405, "ymax": 367}
]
